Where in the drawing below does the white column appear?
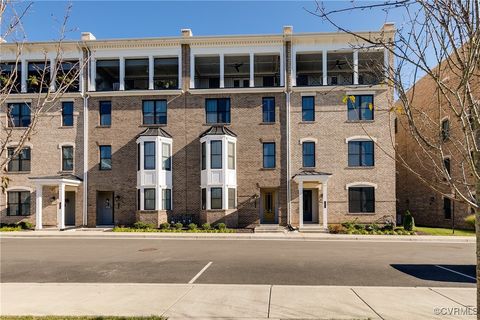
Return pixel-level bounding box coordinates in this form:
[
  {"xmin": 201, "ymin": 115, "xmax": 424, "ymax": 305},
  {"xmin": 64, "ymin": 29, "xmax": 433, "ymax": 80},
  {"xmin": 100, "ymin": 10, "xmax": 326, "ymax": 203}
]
[
  {"xmin": 322, "ymin": 182, "xmax": 328, "ymax": 230},
  {"xmin": 140, "ymin": 188, "xmax": 144, "ymax": 211},
  {"xmin": 190, "ymin": 53, "xmax": 195, "ymax": 89},
  {"xmin": 49, "ymin": 57, "xmax": 56, "ymax": 91},
  {"xmin": 384, "ymin": 49, "xmax": 389, "ymax": 80},
  {"xmin": 59, "ymin": 183, "xmax": 66, "ymax": 230},
  {"xmin": 280, "ymin": 50, "xmax": 284, "ymax": 87},
  {"xmin": 249, "ymin": 53, "xmax": 254, "ymax": 87},
  {"xmin": 219, "ymin": 54, "xmax": 224, "ymax": 88},
  {"xmin": 322, "ymin": 49, "xmax": 327, "ymax": 86},
  {"xmin": 353, "ymin": 50, "xmax": 359, "ymax": 85},
  {"xmin": 35, "ymin": 185, "xmax": 43, "ymax": 230},
  {"xmin": 21, "ymin": 59, "xmax": 27, "ymax": 93},
  {"xmin": 177, "ymin": 52, "xmax": 182, "ymax": 89},
  {"xmin": 298, "ymin": 181, "xmax": 303, "ymax": 228},
  {"xmin": 206, "ymin": 187, "xmax": 211, "ymax": 211},
  {"xmin": 157, "ymin": 187, "xmax": 162, "ymax": 211},
  {"xmin": 119, "ymin": 57, "xmax": 125, "ymax": 91},
  {"xmin": 90, "ymin": 57, "xmax": 96, "ymax": 91},
  {"xmin": 148, "ymin": 56, "xmax": 154, "ymax": 90},
  {"xmin": 79, "ymin": 58, "xmax": 84, "ymax": 93}
]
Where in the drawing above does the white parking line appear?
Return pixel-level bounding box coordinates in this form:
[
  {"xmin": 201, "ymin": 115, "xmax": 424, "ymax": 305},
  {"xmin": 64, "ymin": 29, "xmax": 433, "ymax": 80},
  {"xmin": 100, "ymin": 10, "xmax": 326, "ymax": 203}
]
[
  {"xmin": 435, "ymin": 265, "xmax": 476, "ymax": 281},
  {"xmin": 188, "ymin": 261, "xmax": 212, "ymax": 284}
]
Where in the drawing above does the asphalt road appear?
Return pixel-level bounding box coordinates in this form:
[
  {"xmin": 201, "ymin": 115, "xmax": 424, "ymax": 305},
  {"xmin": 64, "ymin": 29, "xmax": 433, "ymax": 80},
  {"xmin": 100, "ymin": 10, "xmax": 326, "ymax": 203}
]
[{"xmin": 0, "ymin": 238, "xmax": 476, "ymax": 287}]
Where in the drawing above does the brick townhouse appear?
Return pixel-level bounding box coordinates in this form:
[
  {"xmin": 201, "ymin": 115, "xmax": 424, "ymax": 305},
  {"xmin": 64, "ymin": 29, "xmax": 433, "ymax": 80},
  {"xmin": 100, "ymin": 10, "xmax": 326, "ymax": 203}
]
[{"xmin": 1, "ymin": 24, "xmax": 396, "ymax": 230}]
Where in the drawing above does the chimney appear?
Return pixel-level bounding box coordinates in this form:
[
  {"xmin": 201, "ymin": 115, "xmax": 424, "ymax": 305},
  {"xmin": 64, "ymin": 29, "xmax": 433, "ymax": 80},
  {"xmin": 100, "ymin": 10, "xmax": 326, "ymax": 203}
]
[
  {"xmin": 381, "ymin": 22, "xmax": 395, "ymax": 33},
  {"xmin": 181, "ymin": 29, "xmax": 192, "ymax": 37},
  {"xmin": 283, "ymin": 25, "xmax": 293, "ymax": 36},
  {"xmin": 0, "ymin": 37, "xmax": 6, "ymax": 43},
  {"xmin": 81, "ymin": 32, "xmax": 96, "ymax": 41}
]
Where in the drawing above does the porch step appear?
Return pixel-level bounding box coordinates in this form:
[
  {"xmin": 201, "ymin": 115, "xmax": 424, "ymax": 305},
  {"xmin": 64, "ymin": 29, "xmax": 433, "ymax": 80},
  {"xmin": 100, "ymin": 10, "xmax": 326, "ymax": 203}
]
[
  {"xmin": 298, "ymin": 226, "xmax": 328, "ymax": 233},
  {"xmin": 254, "ymin": 225, "xmax": 287, "ymax": 233}
]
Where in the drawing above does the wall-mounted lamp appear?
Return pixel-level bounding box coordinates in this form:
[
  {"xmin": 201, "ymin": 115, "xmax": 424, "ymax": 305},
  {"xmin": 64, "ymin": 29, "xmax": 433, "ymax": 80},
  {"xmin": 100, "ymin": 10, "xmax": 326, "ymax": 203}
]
[
  {"xmin": 115, "ymin": 195, "xmax": 121, "ymax": 209},
  {"xmin": 253, "ymin": 194, "xmax": 259, "ymax": 208}
]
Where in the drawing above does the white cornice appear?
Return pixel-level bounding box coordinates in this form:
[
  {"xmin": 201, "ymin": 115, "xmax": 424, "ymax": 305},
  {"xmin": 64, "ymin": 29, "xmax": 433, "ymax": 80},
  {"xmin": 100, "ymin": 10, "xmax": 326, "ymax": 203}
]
[{"xmin": 87, "ymin": 89, "xmax": 183, "ymax": 97}]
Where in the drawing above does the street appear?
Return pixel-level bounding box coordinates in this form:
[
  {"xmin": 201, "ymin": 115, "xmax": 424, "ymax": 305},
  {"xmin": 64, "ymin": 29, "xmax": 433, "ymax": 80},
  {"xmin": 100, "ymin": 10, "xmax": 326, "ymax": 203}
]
[{"xmin": 1, "ymin": 237, "xmax": 476, "ymax": 287}]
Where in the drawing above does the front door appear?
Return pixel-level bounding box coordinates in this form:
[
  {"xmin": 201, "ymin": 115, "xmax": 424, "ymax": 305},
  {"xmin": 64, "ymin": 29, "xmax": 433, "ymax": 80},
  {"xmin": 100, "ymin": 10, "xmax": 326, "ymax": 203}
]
[
  {"xmin": 303, "ymin": 190, "xmax": 313, "ymax": 222},
  {"xmin": 97, "ymin": 191, "xmax": 114, "ymax": 225},
  {"xmin": 263, "ymin": 192, "xmax": 275, "ymax": 223},
  {"xmin": 65, "ymin": 191, "xmax": 76, "ymax": 226}
]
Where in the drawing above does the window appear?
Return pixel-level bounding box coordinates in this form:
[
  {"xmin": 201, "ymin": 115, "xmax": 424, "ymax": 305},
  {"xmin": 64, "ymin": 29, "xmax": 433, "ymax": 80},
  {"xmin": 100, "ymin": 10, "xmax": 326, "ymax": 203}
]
[
  {"xmin": 137, "ymin": 143, "xmax": 140, "ymax": 171},
  {"xmin": 228, "ymin": 142, "xmax": 235, "ymax": 169},
  {"xmin": 144, "ymin": 188, "xmax": 155, "ymax": 210},
  {"xmin": 348, "ymin": 141, "xmax": 374, "ymax": 167},
  {"xmin": 154, "ymin": 57, "xmax": 179, "ymax": 89},
  {"xmin": 263, "ymin": 142, "xmax": 276, "ymax": 168},
  {"xmin": 228, "ymin": 188, "xmax": 236, "ymax": 209},
  {"xmin": 163, "ymin": 189, "xmax": 171, "ymax": 210},
  {"xmin": 201, "ymin": 142, "xmax": 206, "ymax": 170},
  {"xmin": 8, "ymin": 103, "xmax": 31, "ymax": 127},
  {"xmin": 124, "ymin": 58, "xmax": 149, "ymax": 90},
  {"xmin": 96, "ymin": 60, "xmax": 120, "ymax": 91},
  {"xmin": 211, "ymin": 140, "xmax": 222, "ymax": 169},
  {"xmin": 302, "ymin": 142, "xmax": 315, "ymax": 167},
  {"xmin": 62, "ymin": 146, "xmax": 74, "ymax": 171},
  {"xmin": 143, "ymin": 100, "xmax": 167, "ymax": 125},
  {"xmin": 201, "ymin": 188, "xmax": 206, "ymax": 210},
  {"xmin": 441, "ymin": 119, "xmax": 450, "ymax": 141},
  {"xmin": 7, "ymin": 147, "xmax": 31, "ymax": 172},
  {"xmin": 348, "ymin": 187, "xmax": 375, "ymax": 213},
  {"xmin": 62, "ymin": 102, "xmax": 74, "ymax": 127},
  {"xmin": 0, "ymin": 62, "xmax": 22, "ymax": 93},
  {"xmin": 444, "ymin": 157, "xmax": 451, "ymax": 176},
  {"xmin": 262, "ymin": 97, "xmax": 275, "ymax": 123},
  {"xmin": 211, "ymin": 187, "xmax": 222, "ymax": 209},
  {"xmin": 99, "ymin": 145, "xmax": 112, "ymax": 170},
  {"xmin": 27, "ymin": 62, "xmax": 50, "ymax": 93},
  {"xmin": 144, "ymin": 142, "xmax": 155, "ymax": 170},
  {"xmin": 7, "ymin": 191, "xmax": 30, "ymax": 216},
  {"xmin": 206, "ymin": 98, "xmax": 230, "ymax": 124},
  {"xmin": 347, "ymin": 95, "xmax": 374, "ymax": 121},
  {"xmin": 302, "ymin": 96, "xmax": 315, "ymax": 121},
  {"xmin": 162, "ymin": 143, "xmax": 171, "ymax": 171},
  {"xmin": 443, "ymin": 197, "xmax": 452, "ymax": 219},
  {"xmin": 99, "ymin": 101, "xmax": 111, "ymax": 126}
]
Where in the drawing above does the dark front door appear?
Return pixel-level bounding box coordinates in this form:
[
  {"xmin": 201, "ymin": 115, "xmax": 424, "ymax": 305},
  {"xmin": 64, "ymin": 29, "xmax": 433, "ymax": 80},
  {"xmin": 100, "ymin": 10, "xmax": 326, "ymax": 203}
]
[
  {"xmin": 97, "ymin": 191, "xmax": 114, "ymax": 225},
  {"xmin": 303, "ymin": 190, "xmax": 313, "ymax": 222},
  {"xmin": 65, "ymin": 191, "xmax": 76, "ymax": 226}
]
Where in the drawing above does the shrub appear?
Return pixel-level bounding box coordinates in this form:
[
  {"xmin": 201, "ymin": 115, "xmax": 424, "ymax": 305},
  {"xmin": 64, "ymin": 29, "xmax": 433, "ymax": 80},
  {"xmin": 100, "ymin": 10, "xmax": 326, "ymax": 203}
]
[
  {"xmin": 160, "ymin": 222, "xmax": 171, "ymax": 230},
  {"xmin": 382, "ymin": 222, "xmax": 394, "ymax": 231},
  {"xmin": 133, "ymin": 221, "xmax": 155, "ymax": 229},
  {"xmin": 403, "ymin": 210, "xmax": 415, "ymax": 231},
  {"xmin": 216, "ymin": 222, "xmax": 227, "ymax": 230},
  {"xmin": 464, "ymin": 214, "xmax": 475, "ymax": 228},
  {"xmin": 365, "ymin": 223, "xmax": 380, "ymax": 231},
  {"xmin": 17, "ymin": 220, "xmax": 34, "ymax": 230},
  {"xmin": 341, "ymin": 219, "xmax": 358, "ymax": 229},
  {"xmin": 328, "ymin": 224, "xmax": 345, "ymax": 234},
  {"xmin": 188, "ymin": 223, "xmax": 198, "ymax": 230},
  {"xmin": 202, "ymin": 223, "xmax": 212, "ymax": 230},
  {"xmin": 174, "ymin": 222, "xmax": 183, "ymax": 230}
]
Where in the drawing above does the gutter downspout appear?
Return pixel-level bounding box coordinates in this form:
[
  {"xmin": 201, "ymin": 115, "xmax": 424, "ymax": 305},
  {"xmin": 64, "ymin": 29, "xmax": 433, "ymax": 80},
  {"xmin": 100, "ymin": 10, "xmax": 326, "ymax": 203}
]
[
  {"xmin": 286, "ymin": 90, "xmax": 291, "ymax": 226},
  {"xmin": 81, "ymin": 46, "xmax": 90, "ymax": 227}
]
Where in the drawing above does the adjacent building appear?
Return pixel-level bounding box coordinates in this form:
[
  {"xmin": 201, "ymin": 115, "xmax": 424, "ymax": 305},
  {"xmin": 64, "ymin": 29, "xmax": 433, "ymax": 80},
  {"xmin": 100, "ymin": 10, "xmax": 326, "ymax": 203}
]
[{"xmin": 1, "ymin": 24, "xmax": 396, "ymax": 230}]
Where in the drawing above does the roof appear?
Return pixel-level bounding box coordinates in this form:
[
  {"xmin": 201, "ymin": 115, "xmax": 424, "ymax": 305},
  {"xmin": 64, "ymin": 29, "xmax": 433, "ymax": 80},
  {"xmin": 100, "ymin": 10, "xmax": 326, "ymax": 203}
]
[
  {"xmin": 292, "ymin": 170, "xmax": 332, "ymax": 178},
  {"xmin": 200, "ymin": 125, "xmax": 237, "ymax": 138},
  {"xmin": 29, "ymin": 174, "xmax": 83, "ymax": 181},
  {"xmin": 137, "ymin": 127, "xmax": 172, "ymax": 138}
]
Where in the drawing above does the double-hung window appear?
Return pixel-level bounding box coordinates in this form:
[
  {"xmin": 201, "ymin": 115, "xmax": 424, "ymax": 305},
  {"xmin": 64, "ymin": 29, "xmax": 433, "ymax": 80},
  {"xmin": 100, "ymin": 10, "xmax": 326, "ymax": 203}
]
[
  {"xmin": 302, "ymin": 142, "xmax": 315, "ymax": 167},
  {"xmin": 99, "ymin": 101, "xmax": 111, "ymax": 126},
  {"xmin": 8, "ymin": 103, "xmax": 31, "ymax": 127},
  {"xmin": 348, "ymin": 141, "xmax": 374, "ymax": 167},
  {"xmin": 62, "ymin": 146, "xmax": 74, "ymax": 171},
  {"xmin": 441, "ymin": 119, "xmax": 450, "ymax": 141},
  {"xmin": 348, "ymin": 187, "xmax": 375, "ymax": 213},
  {"xmin": 7, "ymin": 191, "xmax": 30, "ymax": 216},
  {"xmin": 262, "ymin": 97, "xmax": 275, "ymax": 123},
  {"xmin": 201, "ymin": 142, "xmax": 206, "ymax": 170},
  {"xmin": 347, "ymin": 95, "xmax": 374, "ymax": 121},
  {"xmin": 211, "ymin": 141, "xmax": 222, "ymax": 169},
  {"xmin": 143, "ymin": 100, "xmax": 167, "ymax": 125},
  {"xmin": 144, "ymin": 188, "xmax": 155, "ymax": 210},
  {"xmin": 144, "ymin": 142, "xmax": 155, "ymax": 170},
  {"xmin": 163, "ymin": 189, "xmax": 172, "ymax": 210},
  {"xmin": 228, "ymin": 142, "xmax": 235, "ymax": 169},
  {"xmin": 7, "ymin": 147, "xmax": 31, "ymax": 172},
  {"xmin": 62, "ymin": 102, "xmax": 74, "ymax": 127},
  {"xmin": 211, "ymin": 187, "xmax": 222, "ymax": 209},
  {"xmin": 99, "ymin": 145, "xmax": 112, "ymax": 170},
  {"xmin": 162, "ymin": 143, "xmax": 171, "ymax": 171},
  {"xmin": 263, "ymin": 142, "xmax": 276, "ymax": 168},
  {"xmin": 302, "ymin": 96, "xmax": 315, "ymax": 121},
  {"xmin": 206, "ymin": 98, "xmax": 230, "ymax": 124}
]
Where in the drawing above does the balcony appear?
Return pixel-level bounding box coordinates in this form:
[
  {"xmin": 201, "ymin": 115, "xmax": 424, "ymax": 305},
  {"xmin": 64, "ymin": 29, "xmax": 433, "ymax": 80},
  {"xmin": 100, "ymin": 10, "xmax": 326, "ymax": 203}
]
[
  {"xmin": 254, "ymin": 54, "xmax": 280, "ymax": 87},
  {"xmin": 296, "ymin": 53, "xmax": 322, "ymax": 87},
  {"xmin": 56, "ymin": 60, "xmax": 80, "ymax": 92},
  {"xmin": 0, "ymin": 62, "xmax": 22, "ymax": 93},
  {"xmin": 224, "ymin": 55, "xmax": 250, "ymax": 88},
  {"xmin": 194, "ymin": 56, "xmax": 220, "ymax": 89},
  {"xmin": 96, "ymin": 59, "xmax": 120, "ymax": 91},
  {"xmin": 124, "ymin": 58, "xmax": 149, "ymax": 90},
  {"xmin": 358, "ymin": 51, "xmax": 384, "ymax": 85},
  {"xmin": 154, "ymin": 57, "xmax": 179, "ymax": 90},
  {"xmin": 27, "ymin": 61, "xmax": 51, "ymax": 93},
  {"xmin": 326, "ymin": 51, "xmax": 354, "ymax": 86}
]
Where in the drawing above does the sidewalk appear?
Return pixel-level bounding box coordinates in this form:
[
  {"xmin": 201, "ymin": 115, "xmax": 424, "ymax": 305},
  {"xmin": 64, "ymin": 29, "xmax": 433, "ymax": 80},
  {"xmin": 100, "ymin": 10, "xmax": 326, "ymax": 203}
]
[
  {"xmin": 1, "ymin": 283, "xmax": 475, "ymax": 319},
  {"xmin": 0, "ymin": 229, "xmax": 475, "ymax": 242}
]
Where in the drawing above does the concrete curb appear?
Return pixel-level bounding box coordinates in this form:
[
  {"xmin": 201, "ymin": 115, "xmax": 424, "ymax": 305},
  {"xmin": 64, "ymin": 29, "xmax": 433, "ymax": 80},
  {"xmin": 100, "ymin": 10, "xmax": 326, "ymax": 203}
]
[{"xmin": 0, "ymin": 230, "xmax": 475, "ymax": 242}]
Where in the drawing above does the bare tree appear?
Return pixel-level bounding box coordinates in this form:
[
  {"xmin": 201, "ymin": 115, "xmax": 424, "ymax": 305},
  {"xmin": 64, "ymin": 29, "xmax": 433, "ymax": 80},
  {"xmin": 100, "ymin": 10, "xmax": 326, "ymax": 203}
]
[
  {"xmin": 309, "ymin": 0, "xmax": 479, "ymax": 313},
  {"xmin": 0, "ymin": 0, "xmax": 85, "ymax": 192}
]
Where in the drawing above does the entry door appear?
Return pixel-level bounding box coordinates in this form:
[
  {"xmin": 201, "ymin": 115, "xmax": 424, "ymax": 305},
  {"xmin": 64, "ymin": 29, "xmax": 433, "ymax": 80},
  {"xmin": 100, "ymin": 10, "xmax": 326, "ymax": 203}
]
[
  {"xmin": 65, "ymin": 191, "xmax": 76, "ymax": 226},
  {"xmin": 263, "ymin": 192, "xmax": 275, "ymax": 223},
  {"xmin": 97, "ymin": 191, "xmax": 114, "ymax": 225},
  {"xmin": 303, "ymin": 190, "xmax": 313, "ymax": 222}
]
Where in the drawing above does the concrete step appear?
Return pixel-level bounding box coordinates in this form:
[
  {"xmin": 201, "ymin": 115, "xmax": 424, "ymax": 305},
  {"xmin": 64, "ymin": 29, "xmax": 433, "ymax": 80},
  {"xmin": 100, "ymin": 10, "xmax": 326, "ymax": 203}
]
[{"xmin": 254, "ymin": 225, "xmax": 287, "ymax": 233}]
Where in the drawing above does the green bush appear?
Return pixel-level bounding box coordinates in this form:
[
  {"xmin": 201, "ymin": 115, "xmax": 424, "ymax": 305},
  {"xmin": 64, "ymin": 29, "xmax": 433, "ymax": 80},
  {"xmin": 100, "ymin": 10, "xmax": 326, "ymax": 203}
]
[
  {"xmin": 188, "ymin": 223, "xmax": 198, "ymax": 230},
  {"xmin": 202, "ymin": 223, "xmax": 212, "ymax": 230},
  {"xmin": 341, "ymin": 219, "xmax": 358, "ymax": 229},
  {"xmin": 17, "ymin": 220, "xmax": 34, "ymax": 230},
  {"xmin": 174, "ymin": 222, "xmax": 183, "ymax": 230},
  {"xmin": 403, "ymin": 210, "xmax": 415, "ymax": 231},
  {"xmin": 353, "ymin": 224, "xmax": 365, "ymax": 230},
  {"xmin": 159, "ymin": 222, "xmax": 171, "ymax": 230},
  {"xmin": 464, "ymin": 214, "xmax": 475, "ymax": 228},
  {"xmin": 216, "ymin": 222, "xmax": 227, "ymax": 230},
  {"xmin": 133, "ymin": 221, "xmax": 155, "ymax": 229}
]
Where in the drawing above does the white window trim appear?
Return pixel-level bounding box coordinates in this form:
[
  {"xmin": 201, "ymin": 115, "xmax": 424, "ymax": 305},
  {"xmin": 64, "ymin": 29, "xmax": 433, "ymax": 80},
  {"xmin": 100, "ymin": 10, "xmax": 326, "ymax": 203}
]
[
  {"xmin": 299, "ymin": 137, "xmax": 318, "ymax": 144},
  {"xmin": 345, "ymin": 136, "xmax": 377, "ymax": 143},
  {"xmin": 346, "ymin": 182, "xmax": 378, "ymax": 190},
  {"xmin": 6, "ymin": 186, "xmax": 33, "ymax": 193},
  {"xmin": 58, "ymin": 143, "xmax": 75, "ymax": 172}
]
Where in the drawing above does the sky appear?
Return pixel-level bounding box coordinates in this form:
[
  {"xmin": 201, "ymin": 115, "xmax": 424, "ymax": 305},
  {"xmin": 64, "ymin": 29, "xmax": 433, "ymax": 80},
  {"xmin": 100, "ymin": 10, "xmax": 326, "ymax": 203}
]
[{"xmin": 6, "ymin": 1, "xmax": 407, "ymax": 42}]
